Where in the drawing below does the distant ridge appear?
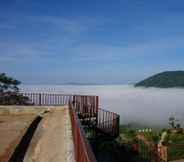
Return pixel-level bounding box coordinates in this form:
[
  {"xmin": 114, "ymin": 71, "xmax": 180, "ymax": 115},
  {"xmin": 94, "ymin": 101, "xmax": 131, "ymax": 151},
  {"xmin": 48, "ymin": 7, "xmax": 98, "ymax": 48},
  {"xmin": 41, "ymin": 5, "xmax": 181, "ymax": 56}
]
[
  {"xmin": 64, "ymin": 82, "xmax": 126, "ymax": 85},
  {"xmin": 135, "ymin": 71, "xmax": 184, "ymax": 88},
  {"xmin": 64, "ymin": 82, "xmax": 94, "ymax": 85}
]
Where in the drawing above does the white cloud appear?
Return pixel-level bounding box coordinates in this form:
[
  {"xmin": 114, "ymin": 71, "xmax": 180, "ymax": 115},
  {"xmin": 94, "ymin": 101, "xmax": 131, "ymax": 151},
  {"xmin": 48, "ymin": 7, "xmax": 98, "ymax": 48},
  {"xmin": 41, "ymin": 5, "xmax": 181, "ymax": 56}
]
[
  {"xmin": 1, "ymin": 12, "xmax": 184, "ymax": 66},
  {"xmin": 21, "ymin": 85, "xmax": 184, "ymax": 128},
  {"xmin": 0, "ymin": 15, "xmax": 106, "ymax": 61}
]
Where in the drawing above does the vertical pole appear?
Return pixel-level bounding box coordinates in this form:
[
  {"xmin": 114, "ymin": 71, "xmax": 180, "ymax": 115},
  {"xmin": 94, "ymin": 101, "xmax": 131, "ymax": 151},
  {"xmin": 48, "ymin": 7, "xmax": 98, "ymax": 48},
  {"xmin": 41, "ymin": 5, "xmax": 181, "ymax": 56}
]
[
  {"xmin": 166, "ymin": 146, "xmax": 168, "ymax": 162},
  {"xmin": 95, "ymin": 96, "xmax": 99, "ymax": 137},
  {"xmin": 96, "ymin": 96, "xmax": 99, "ymax": 113},
  {"xmin": 116, "ymin": 115, "xmax": 120, "ymax": 137},
  {"xmin": 39, "ymin": 93, "xmax": 41, "ymax": 106},
  {"xmin": 73, "ymin": 95, "xmax": 76, "ymax": 111}
]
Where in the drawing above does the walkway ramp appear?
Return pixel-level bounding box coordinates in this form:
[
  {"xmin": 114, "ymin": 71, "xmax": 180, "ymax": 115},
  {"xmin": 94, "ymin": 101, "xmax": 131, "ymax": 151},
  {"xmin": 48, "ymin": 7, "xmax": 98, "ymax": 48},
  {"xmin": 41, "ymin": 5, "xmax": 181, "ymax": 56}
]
[{"xmin": 0, "ymin": 106, "xmax": 75, "ymax": 162}]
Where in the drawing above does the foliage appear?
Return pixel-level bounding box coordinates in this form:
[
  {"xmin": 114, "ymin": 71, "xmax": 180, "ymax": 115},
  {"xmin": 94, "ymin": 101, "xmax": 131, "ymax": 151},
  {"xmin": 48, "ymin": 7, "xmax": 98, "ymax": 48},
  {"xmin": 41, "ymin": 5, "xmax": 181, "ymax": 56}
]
[
  {"xmin": 135, "ymin": 71, "xmax": 184, "ymax": 88},
  {"xmin": 167, "ymin": 133, "xmax": 184, "ymax": 160},
  {"xmin": 144, "ymin": 132, "xmax": 160, "ymax": 143},
  {"xmin": 120, "ymin": 125, "xmax": 137, "ymax": 144},
  {"xmin": 0, "ymin": 73, "xmax": 29, "ymax": 105},
  {"xmin": 120, "ymin": 126, "xmax": 136, "ymax": 138},
  {"xmin": 168, "ymin": 145, "xmax": 184, "ymax": 161},
  {"xmin": 167, "ymin": 133, "xmax": 184, "ymax": 144},
  {"xmin": 169, "ymin": 116, "xmax": 181, "ymax": 129},
  {"xmin": 97, "ymin": 140, "xmax": 118, "ymax": 152},
  {"xmin": 162, "ymin": 130, "xmax": 184, "ymax": 160},
  {"xmin": 0, "ymin": 73, "xmax": 20, "ymax": 93}
]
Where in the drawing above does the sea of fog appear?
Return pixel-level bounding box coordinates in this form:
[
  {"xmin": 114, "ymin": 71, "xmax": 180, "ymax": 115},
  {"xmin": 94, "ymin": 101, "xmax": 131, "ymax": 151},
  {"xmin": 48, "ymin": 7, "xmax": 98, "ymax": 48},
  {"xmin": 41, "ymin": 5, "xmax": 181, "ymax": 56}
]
[{"xmin": 20, "ymin": 85, "xmax": 184, "ymax": 128}]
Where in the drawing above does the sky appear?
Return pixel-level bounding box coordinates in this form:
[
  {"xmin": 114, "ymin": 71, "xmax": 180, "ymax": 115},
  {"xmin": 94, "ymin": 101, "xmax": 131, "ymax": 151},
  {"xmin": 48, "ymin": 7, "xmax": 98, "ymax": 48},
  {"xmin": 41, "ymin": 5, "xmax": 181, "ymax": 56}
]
[{"xmin": 1, "ymin": 0, "xmax": 184, "ymax": 84}]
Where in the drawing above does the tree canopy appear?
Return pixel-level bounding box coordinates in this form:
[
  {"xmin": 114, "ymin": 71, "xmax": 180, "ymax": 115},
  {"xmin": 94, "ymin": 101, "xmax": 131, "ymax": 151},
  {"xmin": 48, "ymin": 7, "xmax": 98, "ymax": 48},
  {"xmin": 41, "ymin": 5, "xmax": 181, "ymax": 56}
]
[
  {"xmin": 0, "ymin": 73, "xmax": 21, "ymax": 93},
  {"xmin": 0, "ymin": 73, "xmax": 29, "ymax": 105}
]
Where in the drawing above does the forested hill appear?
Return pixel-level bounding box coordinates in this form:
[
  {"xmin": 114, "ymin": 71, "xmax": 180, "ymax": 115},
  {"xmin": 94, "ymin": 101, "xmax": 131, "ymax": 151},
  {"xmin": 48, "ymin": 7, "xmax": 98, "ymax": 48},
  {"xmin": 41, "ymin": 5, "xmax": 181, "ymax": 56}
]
[{"xmin": 135, "ymin": 71, "xmax": 184, "ymax": 88}]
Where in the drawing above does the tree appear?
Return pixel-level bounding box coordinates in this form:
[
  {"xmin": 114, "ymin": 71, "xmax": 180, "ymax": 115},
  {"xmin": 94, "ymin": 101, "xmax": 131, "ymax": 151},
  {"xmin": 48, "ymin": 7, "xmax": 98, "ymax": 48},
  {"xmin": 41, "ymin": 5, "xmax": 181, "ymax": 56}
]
[
  {"xmin": 0, "ymin": 73, "xmax": 29, "ymax": 105},
  {"xmin": 169, "ymin": 117, "xmax": 176, "ymax": 129},
  {"xmin": 0, "ymin": 73, "xmax": 20, "ymax": 93},
  {"xmin": 169, "ymin": 117, "xmax": 181, "ymax": 129}
]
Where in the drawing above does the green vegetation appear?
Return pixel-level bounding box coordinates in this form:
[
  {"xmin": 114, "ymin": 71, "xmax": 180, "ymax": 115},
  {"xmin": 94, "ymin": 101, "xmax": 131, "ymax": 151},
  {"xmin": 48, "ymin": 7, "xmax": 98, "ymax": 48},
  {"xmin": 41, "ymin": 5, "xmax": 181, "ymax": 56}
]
[
  {"xmin": 168, "ymin": 144, "xmax": 184, "ymax": 161},
  {"xmin": 141, "ymin": 131, "xmax": 160, "ymax": 143},
  {"xmin": 94, "ymin": 137, "xmax": 143, "ymax": 162},
  {"xmin": 168, "ymin": 133, "xmax": 184, "ymax": 144},
  {"xmin": 0, "ymin": 73, "xmax": 20, "ymax": 92},
  {"xmin": 135, "ymin": 71, "xmax": 184, "ymax": 88},
  {"xmin": 97, "ymin": 117, "xmax": 184, "ymax": 162},
  {"xmin": 120, "ymin": 125, "xmax": 136, "ymax": 140},
  {"xmin": 165, "ymin": 117, "xmax": 184, "ymax": 144},
  {"xmin": 169, "ymin": 116, "xmax": 181, "ymax": 129},
  {"xmin": 120, "ymin": 120, "xmax": 184, "ymax": 161},
  {"xmin": 165, "ymin": 133, "xmax": 184, "ymax": 160},
  {"xmin": 120, "ymin": 125, "xmax": 160, "ymax": 143},
  {"xmin": 0, "ymin": 73, "xmax": 29, "ymax": 105}
]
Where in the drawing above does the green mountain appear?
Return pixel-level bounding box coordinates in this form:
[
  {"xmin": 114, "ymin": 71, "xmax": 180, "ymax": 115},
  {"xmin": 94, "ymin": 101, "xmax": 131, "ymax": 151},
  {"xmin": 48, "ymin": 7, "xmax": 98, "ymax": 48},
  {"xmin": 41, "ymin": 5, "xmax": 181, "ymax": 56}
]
[{"xmin": 135, "ymin": 71, "xmax": 184, "ymax": 88}]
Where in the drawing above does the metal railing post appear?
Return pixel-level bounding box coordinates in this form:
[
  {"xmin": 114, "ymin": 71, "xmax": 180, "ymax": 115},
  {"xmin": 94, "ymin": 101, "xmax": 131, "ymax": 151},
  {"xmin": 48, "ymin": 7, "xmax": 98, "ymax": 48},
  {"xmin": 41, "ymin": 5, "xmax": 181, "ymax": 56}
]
[{"xmin": 39, "ymin": 93, "xmax": 41, "ymax": 105}]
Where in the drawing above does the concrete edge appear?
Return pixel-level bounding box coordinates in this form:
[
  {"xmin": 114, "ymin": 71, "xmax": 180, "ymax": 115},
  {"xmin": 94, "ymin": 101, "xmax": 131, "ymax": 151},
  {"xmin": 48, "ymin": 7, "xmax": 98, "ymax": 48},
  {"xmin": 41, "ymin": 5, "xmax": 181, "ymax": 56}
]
[
  {"xmin": 64, "ymin": 108, "xmax": 75, "ymax": 162},
  {"xmin": 0, "ymin": 105, "xmax": 68, "ymax": 115}
]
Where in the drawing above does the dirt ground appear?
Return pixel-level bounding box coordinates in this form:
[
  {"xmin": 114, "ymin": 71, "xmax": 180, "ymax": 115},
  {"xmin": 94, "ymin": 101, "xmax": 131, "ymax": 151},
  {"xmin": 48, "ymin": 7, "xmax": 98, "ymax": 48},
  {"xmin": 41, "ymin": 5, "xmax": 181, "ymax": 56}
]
[
  {"xmin": 0, "ymin": 114, "xmax": 36, "ymax": 162},
  {"xmin": 0, "ymin": 106, "xmax": 75, "ymax": 162}
]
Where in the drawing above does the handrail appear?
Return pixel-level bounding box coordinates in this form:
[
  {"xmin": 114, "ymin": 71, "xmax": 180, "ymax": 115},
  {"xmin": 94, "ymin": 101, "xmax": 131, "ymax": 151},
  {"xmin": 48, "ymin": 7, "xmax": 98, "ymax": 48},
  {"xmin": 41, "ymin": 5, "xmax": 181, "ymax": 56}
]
[
  {"xmin": 98, "ymin": 108, "xmax": 120, "ymax": 137},
  {"xmin": 69, "ymin": 102, "xmax": 97, "ymax": 162},
  {"xmin": 21, "ymin": 92, "xmax": 120, "ymax": 161},
  {"xmin": 22, "ymin": 93, "xmax": 99, "ymax": 106},
  {"xmin": 22, "ymin": 93, "xmax": 119, "ymax": 137},
  {"xmin": 22, "ymin": 93, "xmax": 73, "ymax": 105}
]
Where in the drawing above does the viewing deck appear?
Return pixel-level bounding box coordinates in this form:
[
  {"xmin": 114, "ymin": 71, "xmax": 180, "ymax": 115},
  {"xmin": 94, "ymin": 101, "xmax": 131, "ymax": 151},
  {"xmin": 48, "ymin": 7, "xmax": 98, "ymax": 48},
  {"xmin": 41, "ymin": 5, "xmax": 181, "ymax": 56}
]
[
  {"xmin": 0, "ymin": 106, "xmax": 75, "ymax": 162},
  {"xmin": 0, "ymin": 93, "xmax": 120, "ymax": 162}
]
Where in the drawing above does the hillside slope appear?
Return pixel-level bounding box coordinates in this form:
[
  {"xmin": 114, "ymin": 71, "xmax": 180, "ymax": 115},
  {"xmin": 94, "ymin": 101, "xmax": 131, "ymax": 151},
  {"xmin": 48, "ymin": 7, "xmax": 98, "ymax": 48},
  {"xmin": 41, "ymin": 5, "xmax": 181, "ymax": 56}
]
[{"xmin": 135, "ymin": 71, "xmax": 184, "ymax": 88}]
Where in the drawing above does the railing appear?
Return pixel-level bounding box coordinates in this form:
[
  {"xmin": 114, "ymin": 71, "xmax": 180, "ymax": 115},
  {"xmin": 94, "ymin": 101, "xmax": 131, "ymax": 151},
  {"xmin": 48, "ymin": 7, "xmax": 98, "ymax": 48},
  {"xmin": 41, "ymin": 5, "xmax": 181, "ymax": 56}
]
[
  {"xmin": 22, "ymin": 93, "xmax": 119, "ymax": 137},
  {"xmin": 22, "ymin": 93, "xmax": 98, "ymax": 162},
  {"xmin": 22, "ymin": 93, "xmax": 73, "ymax": 105},
  {"xmin": 21, "ymin": 93, "xmax": 120, "ymax": 161},
  {"xmin": 69, "ymin": 102, "xmax": 97, "ymax": 162},
  {"xmin": 73, "ymin": 95, "xmax": 98, "ymax": 115},
  {"xmin": 136, "ymin": 137, "xmax": 155, "ymax": 162},
  {"xmin": 97, "ymin": 108, "xmax": 120, "ymax": 138}
]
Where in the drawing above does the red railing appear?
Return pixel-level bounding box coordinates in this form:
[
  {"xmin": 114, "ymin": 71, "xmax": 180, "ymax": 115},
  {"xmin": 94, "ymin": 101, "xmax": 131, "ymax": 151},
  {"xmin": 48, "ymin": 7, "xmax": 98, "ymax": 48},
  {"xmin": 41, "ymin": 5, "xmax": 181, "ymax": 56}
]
[
  {"xmin": 22, "ymin": 93, "xmax": 72, "ymax": 105},
  {"xmin": 69, "ymin": 102, "xmax": 97, "ymax": 162},
  {"xmin": 73, "ymin": 95, "xmax": 98, "ymax": 115},
  {"xmin": 21, "ymin": 93, "xmax": 120, "ymax": 161},
  {"xmin": 22, "ymin": 93, "xmax": 119, "ymax": 137},
  {"xmin": 98, "ymin": 108, "xmax": 120, "ymax": 137}
]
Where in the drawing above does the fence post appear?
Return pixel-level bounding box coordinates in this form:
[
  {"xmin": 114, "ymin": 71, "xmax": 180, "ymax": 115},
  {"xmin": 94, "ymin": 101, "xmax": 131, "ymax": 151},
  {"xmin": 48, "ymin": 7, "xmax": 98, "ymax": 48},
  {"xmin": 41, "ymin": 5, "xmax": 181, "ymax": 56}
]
[
  {"xmin": 117, "ymin": 115, "xmax": 120, "ymax": 136},
  {"xmin": 96, "ymin": 96, "xmax": 99, "ymax": 112},
  {"xmin": 39, "ymin": 93, "xmax": 41, "ymax": 105},
  {"xmin": 166, "ymin": 146, "xmax": 168, "ymax": 162},
  {"xmin": 95, "ymin": 96, "xmax": 99, "ymax": 137}
]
